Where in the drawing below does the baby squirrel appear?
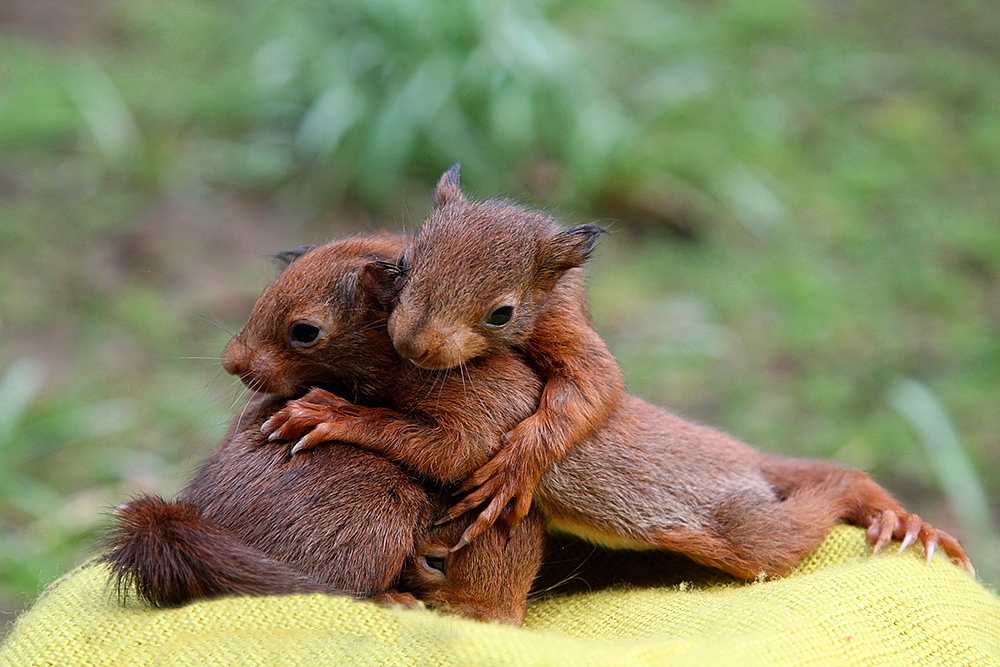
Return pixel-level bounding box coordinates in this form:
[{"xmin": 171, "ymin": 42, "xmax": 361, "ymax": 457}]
[
  {"xmin": 105, "ymin": 239, "xmax": 545, "ymax": 626},
  {"xmin": 250, "ymin": 172, "xmax": 972, "ymax": 579}
]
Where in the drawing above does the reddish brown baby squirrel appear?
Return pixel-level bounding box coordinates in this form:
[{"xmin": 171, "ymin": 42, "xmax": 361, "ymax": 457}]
[
  {"xmin": 105, "ymin": 237, "xmax": 546, "ymax": 626},
  {"xmin": 247, "ymin": 171, "xmax": 972, "ymax": 578}
]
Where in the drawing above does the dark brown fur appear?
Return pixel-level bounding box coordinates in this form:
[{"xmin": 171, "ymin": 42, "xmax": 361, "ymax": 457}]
[
  {"xmin": 230, "ymin": 216, "xmax": 971, "ymax": 578},
  {"xmin": 106, "ymin": 241, "xmax": 546, "ymax": 625}
]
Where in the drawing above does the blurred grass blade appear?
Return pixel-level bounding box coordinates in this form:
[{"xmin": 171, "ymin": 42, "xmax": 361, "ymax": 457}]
[
  {"xmin": 296, "ymin": 83, "xmax": 363, "ymax": 158},
  {"xmin": 0, "ymin": 359, "xmax": 45, "ymax": 443},
  {"xmin": 64, "ymin": 61, "xmax": 142, "ymax": 164},
  {"xmin": 888, "ymin": 376, "xmax": 998, "ymax": 576}
]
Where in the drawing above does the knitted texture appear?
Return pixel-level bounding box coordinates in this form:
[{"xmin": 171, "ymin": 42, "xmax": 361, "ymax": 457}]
[{"xmin": 2, "ymin": 526, "xmax": 998, "ymax": 666}]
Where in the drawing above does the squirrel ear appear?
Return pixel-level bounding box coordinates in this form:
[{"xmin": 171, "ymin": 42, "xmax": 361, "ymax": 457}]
[
  {"xmin": 358, "ymin": 261, "xmax": 401, "ymax": 312},
  {"xmin": 434, "ymin": 163, "xmax": 465, "ymax": 208},
  {"xmin": 537, "ymin": 224, "xmax": 607, "ymax": 289},
  {"xmin": 270, "ymin": 245, "xmax": 315, "ymax": 269}
]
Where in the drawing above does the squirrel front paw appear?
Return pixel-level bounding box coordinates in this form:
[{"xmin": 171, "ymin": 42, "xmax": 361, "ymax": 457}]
[{"xmin": 261, "ymin": 388, "xmax": 356, "ymax": 454}]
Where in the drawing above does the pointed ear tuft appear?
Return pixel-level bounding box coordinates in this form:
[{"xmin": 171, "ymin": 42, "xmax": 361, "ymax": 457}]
[
  {"xmin": 559, "ymin": 223, "xmax": 607, "ymax": 261},
  {"xmin": 270, "ymin": 246, "xmax": 315, "ymax": 269},
  {"xmin": 434, "ymin": 163, "xmax": 465, "ymax": 208},
  {"xmin": 536, "ymin": 224, "xmax": 608, "ymax": 289}
]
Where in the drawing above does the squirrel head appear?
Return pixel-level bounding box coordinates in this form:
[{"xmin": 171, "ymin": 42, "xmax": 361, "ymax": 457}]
[
  {"xmin": 404, "ymin": 507, "xmax": 545, "ymax": 626},
  {"xmin": 222, "ymin": 234, "xmax": 406, "ymax": 398},
  {"xmin": 383, "ymin": 165, "xmax": 605, "ymax": 370}
]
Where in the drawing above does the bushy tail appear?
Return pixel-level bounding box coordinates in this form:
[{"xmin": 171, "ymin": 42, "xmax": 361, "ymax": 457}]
[{"xmin": 105, "ymin": 495, "xmax": 331, "ymax": 607}]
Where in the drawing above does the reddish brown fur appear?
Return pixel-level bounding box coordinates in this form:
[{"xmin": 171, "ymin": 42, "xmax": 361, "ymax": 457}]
[
  {"xmin": 383, "ymin": 165, "xmax": 624, "ymax": 543},
  {"xmin": 107, "ymin": 246, "xmax": 546, "ymax": 624},
  {"xmin": 229, "ymin": 218, "xmax": 971, "ymax": 578}
]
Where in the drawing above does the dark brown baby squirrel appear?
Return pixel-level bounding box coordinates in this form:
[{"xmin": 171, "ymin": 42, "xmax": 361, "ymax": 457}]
[
  {"xmin": 251, "ymin": 169, "xmax": 972, "ymax": 579},
  {"xmin": 105, "ymin": 237, "xmax": 546, "ymax": 626}
]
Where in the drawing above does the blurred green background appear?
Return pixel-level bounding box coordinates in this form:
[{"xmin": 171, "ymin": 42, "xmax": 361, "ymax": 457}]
[{"xmin": 1, "ymin": 0, "xmax": 998, "ymax": 636}]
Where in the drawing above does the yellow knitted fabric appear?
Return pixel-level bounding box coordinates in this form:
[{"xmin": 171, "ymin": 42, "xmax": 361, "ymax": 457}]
[{"xmin": 3, "ymin": 526, "xmax": 998, "ymax": 666}]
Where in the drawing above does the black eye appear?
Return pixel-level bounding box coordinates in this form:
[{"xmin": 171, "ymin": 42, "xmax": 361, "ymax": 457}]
[
  {"xmin": 423, "ymin": 555, "xmax": 447, "ymax": 576},
  {"xmin": 485, "ymin": 305, "xmax": 514, "ymax": 328},
  {"xmin": 289, "ymin": 322, "xmax": 321, "ymax": 346}
]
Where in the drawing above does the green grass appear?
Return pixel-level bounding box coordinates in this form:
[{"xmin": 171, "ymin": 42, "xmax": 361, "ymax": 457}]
[{"xmin": 2, "ymin": 0, "xmax": 998, "ymax": 636}]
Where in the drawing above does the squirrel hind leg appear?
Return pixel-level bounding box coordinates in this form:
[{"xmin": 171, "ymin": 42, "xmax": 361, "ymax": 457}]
[
  {"xmin": 757, "ymin": 456, "xmax": 974, "ymax": 574},
  {"xmin": 643, "ymin": 502, "xmax": 820, "ymax": 581}
]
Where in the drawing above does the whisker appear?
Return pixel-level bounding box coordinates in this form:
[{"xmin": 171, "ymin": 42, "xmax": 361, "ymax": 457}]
[
  {"xmin": 198, "ymin": 312, "xmax": 237, "ymax": 337},
  {"xmin": 353, "ymin": 317, "xmax": 389, "ymax": 334},
  {"xmin": 528, "ymin": 545, "xmax": 598, "ymax": 600},
  {"xmin": 459, "ymin": 361, "xmax": 491, "ymax": 420},
  {"xmin": 458, "ymin": 361, "xmax": 468, "ymax": 403},
  {"xmin": 228, "ymin": 382, "xmax": 251, "ymax": 417}
]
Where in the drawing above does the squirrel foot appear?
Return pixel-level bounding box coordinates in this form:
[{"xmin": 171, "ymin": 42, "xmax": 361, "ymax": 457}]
[
  {"xmin": 441, "ymin": 443, "xmax": 541, "ymax": 552},
  {"xmin": 866, "ymin": 509, "xmax": 974, "ymax": 576}
]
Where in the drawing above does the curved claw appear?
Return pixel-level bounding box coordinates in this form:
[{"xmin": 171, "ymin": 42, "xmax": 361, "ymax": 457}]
[
  {"xmin": 260, "ymin": 415, "xmax": 281, "ymax": 435},
  {"xmin": 289, "ymin": 423, "xmax": 338, "ymax": 455},
  {"xmin": 263, "ymin": 408, "xmax": 314, "ymax": 441},
  {"xmin": 450, "ymin": 494, "xmax": 509, "ymax": 552},
  {"xmin": 870, "ymin": 509, "xmax": 899, "ymax": 555},
  {"xmin": 506, "ymin": 493, "xmax": 533, "ymax": 532},
  {"xmin": 866, "ymin": 510, "xmax": 975, "ymax": 577},
  {"xmin": 290, "ymin": 438, "xmax": 313, "ymax": 455},
  {"xmin": 922, "ymin": 538, "xmax": 937, "ymax": 566},
  {"xmin": 897, "ymin": 513, "xmax": 922, "ymax": 553}
]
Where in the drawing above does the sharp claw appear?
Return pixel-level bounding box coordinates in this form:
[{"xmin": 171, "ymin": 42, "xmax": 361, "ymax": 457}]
[
  {"xmin": 873, "ymin": 530, "xmax": 893, "ymax": 555},
  {"xmin": 898, "ymin": 531, "xmax": 918, "ymax": 553},
  {"xmin": 449, "ymin": 534, "xmax": 470, "ymax": 553},
  {"xmin": 872, "ymin": 510, "xmax": 897, "ymax": 555},
  {"xmin": 924, "ymin": 540, "xmax": 937, "ymax": 565},
  {"xmin": 260, "ymin": 417, "xmax": 276, "ymax": 433},
  {"xmin": 898, "ymin": 516, "xmax": 921, "ymax": 553},
  {"xmin": 268, "ymin": 430, "xmax": 283, "ymax": 442},
  {"xmin": 432, "ymin": 514, "xmax": 455, "ymax": 527},
  {"xmin": 290, "ymin": 439, "xmax": 310, "ymax": 455}
]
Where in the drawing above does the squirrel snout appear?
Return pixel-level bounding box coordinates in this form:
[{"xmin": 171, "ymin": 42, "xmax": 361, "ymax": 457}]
[
  {"xmin": 392, "ymin": 336, "xmax": 428, "ymax": 363},
  {"xmin": 221, "ymin": 337, "xmax": 253, "ymax": 378},
  {"xmin": 221, "ymin": 353, "xmax": 247, "ymax": 378}
]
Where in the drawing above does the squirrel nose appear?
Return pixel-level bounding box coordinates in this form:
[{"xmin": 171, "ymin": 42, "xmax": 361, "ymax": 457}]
[
  {"xmin": 392, "ymin": 336, "xmax": 427, "ymax": 362},
  {"xmin": 221, "ymin": 338, "xmax": 249, "ymax": 377}
]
